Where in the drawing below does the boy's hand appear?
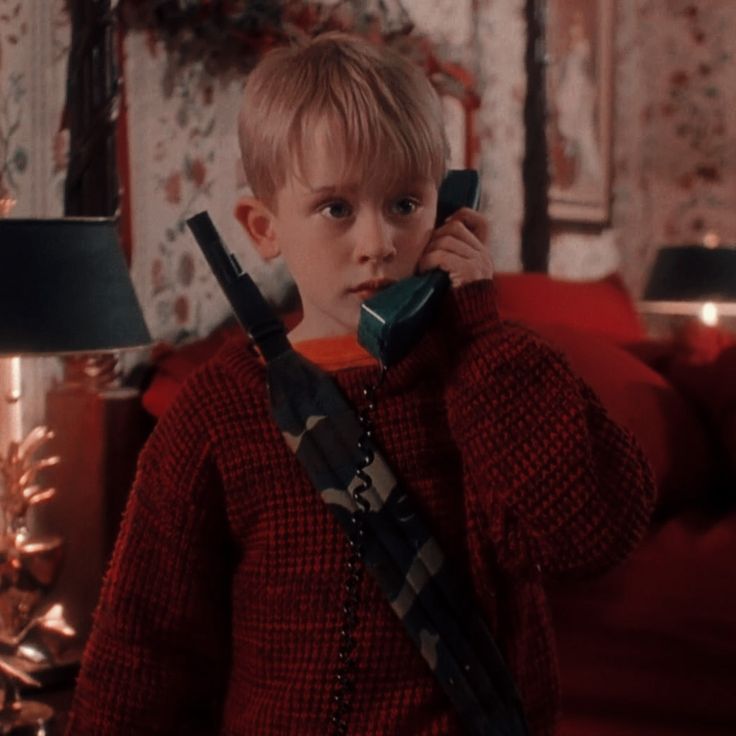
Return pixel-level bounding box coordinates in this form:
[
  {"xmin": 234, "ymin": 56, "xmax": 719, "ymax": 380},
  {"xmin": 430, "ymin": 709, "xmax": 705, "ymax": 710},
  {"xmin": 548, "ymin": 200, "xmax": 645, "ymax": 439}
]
[{"xmin": 417, "ymin": 207, "xmax": 494, "ymax": 288}]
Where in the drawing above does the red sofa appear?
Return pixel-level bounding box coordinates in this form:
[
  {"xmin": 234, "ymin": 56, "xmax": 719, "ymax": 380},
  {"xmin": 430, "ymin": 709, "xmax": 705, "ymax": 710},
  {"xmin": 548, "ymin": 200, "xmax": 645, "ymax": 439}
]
[{"xmin": 140, "ymin": 273, "xmax": 736, "ymax": 735}]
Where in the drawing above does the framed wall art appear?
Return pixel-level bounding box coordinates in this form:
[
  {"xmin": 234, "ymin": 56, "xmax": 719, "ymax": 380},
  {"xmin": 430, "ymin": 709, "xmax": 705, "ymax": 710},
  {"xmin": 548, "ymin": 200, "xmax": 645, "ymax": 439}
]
[{"xmin": 545, "ymin": 0, "xmax": 614, "ymax": 223}]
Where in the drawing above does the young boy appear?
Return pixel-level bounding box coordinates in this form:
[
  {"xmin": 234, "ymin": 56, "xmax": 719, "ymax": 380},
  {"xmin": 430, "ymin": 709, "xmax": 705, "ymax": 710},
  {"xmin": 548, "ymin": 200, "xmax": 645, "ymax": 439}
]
[{"xmin": 66, "ymin": 33, "xmax": 655, "ymax": 735}]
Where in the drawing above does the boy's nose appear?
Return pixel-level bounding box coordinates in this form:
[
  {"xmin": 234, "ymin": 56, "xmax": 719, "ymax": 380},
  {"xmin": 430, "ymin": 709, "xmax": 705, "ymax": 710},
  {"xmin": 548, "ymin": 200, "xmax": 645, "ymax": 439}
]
[{"xmin": 353, "ymin": 213, "xmax": 396, "ymax": 264}]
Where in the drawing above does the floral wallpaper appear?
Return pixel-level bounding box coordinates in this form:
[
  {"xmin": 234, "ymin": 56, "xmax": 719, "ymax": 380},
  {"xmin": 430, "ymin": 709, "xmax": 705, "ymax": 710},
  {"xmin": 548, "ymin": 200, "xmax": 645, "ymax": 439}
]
[
  {"xmin": 0, "ymin": 60, "xmax": 27, "ymax": 211},
  {"xmin": 0, "ymin": 0, "xmax": 68, "ymax": 216},
  {"xmin": 0, "ymin": 0, "xmax": 31, "ymax": 212},
  {"xmin": 641, "ymin": 2, "xmax": 735, "ymax": 254},
  {"xmin": 124, "ymin": 32, "xmax": 289, "ymax": 343}
]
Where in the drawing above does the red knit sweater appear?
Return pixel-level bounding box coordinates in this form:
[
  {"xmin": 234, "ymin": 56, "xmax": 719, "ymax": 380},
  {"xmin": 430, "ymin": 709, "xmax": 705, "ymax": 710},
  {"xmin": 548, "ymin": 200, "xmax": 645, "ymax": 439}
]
[{"xmin": 66, "ymin": 281, "xmax": 655, "ymax": 735}]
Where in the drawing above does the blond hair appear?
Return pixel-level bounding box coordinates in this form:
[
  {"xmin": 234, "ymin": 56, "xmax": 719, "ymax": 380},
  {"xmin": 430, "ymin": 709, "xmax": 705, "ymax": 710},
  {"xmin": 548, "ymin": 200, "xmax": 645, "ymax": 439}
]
[{"xmin": 238, "ymin": 32, "xmax": 448, "ymax": 205}]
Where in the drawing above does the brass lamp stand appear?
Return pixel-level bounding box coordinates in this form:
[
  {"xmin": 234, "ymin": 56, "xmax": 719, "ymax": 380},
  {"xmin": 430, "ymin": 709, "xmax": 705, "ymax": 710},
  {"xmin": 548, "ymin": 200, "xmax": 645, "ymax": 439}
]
[{"xmin": 0, "ymin": 217, "xmax": 151, "ymax": 734}]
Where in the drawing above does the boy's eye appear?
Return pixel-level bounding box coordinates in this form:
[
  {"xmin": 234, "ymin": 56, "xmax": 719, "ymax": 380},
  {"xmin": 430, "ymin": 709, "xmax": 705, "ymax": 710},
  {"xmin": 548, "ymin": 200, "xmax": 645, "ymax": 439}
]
[
  {"xmin": 320, "ymin": 200, "xmax": 352, "ymax": 219},
  {"xmin": 390, "ymin": 197, "xmax": 420, "ymax": 216}
]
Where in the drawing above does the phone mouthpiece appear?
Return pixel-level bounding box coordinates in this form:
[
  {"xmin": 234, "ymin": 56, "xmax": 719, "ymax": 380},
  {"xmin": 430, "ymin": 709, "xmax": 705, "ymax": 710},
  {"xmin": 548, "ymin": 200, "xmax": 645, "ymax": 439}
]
[{"xmin": 357, "ymin": 271, "xmax": 450, "ymax": 367}]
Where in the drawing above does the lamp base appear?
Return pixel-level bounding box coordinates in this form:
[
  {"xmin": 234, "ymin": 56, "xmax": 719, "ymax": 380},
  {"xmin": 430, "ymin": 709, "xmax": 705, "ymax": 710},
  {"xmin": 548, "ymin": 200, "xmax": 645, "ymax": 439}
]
[
  {"xmin": 61, "ymin": 354, "xmax": 120, "ymax": 391},
  {"xmin": 0, "ymin": 700, "xmax": 53, "ymax": 735}
]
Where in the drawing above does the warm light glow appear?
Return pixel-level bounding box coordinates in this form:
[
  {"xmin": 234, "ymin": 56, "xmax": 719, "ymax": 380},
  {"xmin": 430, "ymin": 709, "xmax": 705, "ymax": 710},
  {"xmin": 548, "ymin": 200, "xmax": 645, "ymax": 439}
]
[
  {"xmin": 0, "ymin": 195, "xmax": 17, "ymax": 218},
  {"xmin": 700, "ymin": 301, "xmax": 719, "ymax": 326},
  {"xmin": 703, "ymin": 231, "xmax": 721, "ymax": 249}
]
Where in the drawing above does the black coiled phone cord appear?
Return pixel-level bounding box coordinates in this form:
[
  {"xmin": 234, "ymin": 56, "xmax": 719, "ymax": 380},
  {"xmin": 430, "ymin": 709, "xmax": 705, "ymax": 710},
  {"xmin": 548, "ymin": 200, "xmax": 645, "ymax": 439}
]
[{"xmin": 329, "ymin": 366, "xmax": 387, "ymax": 735}]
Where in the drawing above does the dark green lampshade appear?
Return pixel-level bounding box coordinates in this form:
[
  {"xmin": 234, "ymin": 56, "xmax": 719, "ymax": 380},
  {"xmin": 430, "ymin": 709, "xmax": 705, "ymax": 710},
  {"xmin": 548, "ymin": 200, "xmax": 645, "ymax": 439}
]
[
  {"xmin": 644, "ymin": 244, "xmax": 736, "ymax": 302},
  {"xmin": 0, "ymin": 218, "xmax": 152, "ymax": 355}
]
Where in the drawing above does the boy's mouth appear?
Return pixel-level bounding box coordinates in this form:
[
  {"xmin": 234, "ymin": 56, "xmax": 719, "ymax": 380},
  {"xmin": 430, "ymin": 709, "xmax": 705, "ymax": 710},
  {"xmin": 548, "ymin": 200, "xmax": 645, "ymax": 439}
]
[{"xmin": 350, "ymin": 278, "xmax": 395, "ymax": 300}]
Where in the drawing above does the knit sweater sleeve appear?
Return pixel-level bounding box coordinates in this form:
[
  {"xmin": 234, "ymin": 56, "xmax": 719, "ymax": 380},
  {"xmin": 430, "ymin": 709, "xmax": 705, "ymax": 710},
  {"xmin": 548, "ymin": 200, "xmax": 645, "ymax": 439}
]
[
  {"xmin": 444, "ymin": 281, "xmax": 656, "ymax": 578},
  {"xmin": 65, "ymin": 369, "xmax": 232, "ymax": 735}
]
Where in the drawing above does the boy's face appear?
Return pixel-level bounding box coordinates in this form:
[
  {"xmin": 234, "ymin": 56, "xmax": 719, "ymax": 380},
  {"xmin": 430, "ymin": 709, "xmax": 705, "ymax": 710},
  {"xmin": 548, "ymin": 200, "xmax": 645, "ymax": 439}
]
[{"xmin": 263, "ymin": 134, "xmax": 439, "ymax": 342}]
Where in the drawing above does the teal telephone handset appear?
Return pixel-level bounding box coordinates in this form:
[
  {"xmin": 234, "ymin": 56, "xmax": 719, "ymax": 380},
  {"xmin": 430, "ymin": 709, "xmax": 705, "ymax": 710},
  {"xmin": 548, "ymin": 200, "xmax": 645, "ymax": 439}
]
[{"xmin": 357, "ymin": 169, "xmax": 481, "ymax": 367}]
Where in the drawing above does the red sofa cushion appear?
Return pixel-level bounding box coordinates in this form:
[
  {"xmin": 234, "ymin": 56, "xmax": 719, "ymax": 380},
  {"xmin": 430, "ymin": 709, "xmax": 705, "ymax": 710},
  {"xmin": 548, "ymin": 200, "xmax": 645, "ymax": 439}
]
[
  {"xmin": 495, "ymin": 272, "xmax": 645, "ymax": 345},
  {"xmin": 665, "ymin": 343, "xmax": 736, "ymax": 479}
]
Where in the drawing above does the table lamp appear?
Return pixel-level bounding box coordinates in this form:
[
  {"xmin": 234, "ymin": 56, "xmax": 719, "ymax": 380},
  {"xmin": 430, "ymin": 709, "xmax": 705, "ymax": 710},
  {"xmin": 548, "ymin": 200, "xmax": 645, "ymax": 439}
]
[
  {"xmin": 0, "ymin": 217, "xmax": 151, "ymax": 734},
  {"xmin": 641, "ymin": 241, "xmax": 736, "ymax": 327}
]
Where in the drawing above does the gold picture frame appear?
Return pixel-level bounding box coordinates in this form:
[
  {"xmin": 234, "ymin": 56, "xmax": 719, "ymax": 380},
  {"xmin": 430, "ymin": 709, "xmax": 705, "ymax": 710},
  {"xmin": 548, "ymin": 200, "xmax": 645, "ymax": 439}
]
[{"xmin": 545, "ymin": 0, "xmax": 614, "ymax": 223}]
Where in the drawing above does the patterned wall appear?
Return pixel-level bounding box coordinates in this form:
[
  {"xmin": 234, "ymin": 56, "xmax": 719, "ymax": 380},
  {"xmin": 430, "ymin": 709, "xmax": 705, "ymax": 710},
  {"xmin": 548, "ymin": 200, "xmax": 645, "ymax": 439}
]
[
  {"xmin": 474, "ymin": 0, "xmax": 527, "ymax": 273},
  {"xmin": 0, "ymin": 0, "xmax": 68, "ymax": 216},
  {"xmin": 632, "ymin": 0, "xmax": 736, "ymax": 292},
  {"xmin": 124, "ymin": 35, "xmax": 268, "ymax": 343}
]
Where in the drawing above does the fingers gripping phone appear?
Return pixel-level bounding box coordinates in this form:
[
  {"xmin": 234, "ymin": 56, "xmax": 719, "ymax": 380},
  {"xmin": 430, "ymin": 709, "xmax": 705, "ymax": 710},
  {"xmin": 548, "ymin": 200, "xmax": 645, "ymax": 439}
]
[{"xmin": 357, "ymin": 169, "xmax": 481, "ymax": 367}]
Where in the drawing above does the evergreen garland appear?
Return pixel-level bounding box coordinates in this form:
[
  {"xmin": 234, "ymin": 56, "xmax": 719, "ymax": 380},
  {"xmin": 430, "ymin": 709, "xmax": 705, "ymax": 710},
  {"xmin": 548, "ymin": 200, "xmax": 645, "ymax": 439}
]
[{"xmin": 118, "ymin": 0, "xmax": 478, "ymax": 109}]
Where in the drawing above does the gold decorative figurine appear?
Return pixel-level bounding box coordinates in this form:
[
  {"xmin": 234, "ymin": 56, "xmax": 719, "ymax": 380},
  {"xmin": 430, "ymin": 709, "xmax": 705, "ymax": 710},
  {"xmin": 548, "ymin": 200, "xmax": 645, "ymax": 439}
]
[{"xmin": 0, "ymin": 427, "xmax": 74, "ymax": 735}]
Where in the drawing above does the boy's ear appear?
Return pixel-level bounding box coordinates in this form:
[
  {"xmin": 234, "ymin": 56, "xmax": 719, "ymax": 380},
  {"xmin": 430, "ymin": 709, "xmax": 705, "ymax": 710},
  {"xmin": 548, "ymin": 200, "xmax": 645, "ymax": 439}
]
[{"xmin": 234, "ymin": 197, "xmax": 280, "ymax": 261}]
